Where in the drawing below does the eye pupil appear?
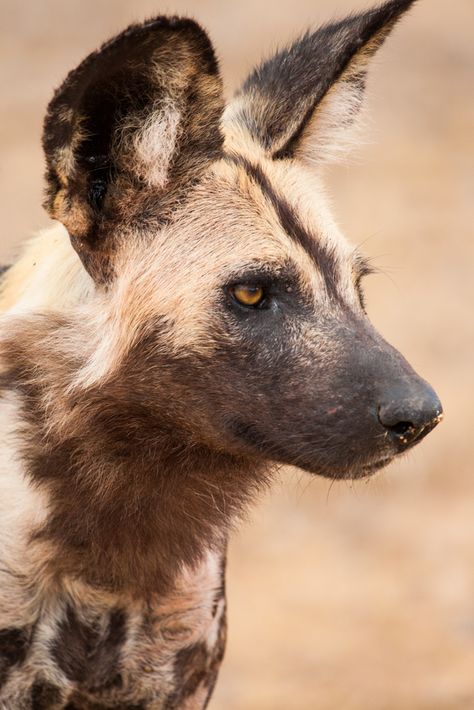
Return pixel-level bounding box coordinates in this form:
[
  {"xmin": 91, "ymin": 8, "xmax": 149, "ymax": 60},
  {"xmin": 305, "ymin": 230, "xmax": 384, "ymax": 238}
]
[{"xmin": 231, "ymin": 284, "xmax": 265, "ymax": 307}]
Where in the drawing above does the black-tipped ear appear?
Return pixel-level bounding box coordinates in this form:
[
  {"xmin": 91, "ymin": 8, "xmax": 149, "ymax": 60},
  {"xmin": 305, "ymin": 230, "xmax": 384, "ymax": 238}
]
[
  {"xmin": 43, "ymin": 17, "xmax": 224, "ymax": 282},
  {"xmin": 224, "ymin": 0, "xmax": 417, "ymax": 163}
]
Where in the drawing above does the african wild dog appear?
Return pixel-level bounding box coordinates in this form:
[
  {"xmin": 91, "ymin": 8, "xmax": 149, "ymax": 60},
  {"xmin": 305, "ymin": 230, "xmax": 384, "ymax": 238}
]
[{"xmin": 0, "ymin": 1, "xmax": 442, "ymax": 707}]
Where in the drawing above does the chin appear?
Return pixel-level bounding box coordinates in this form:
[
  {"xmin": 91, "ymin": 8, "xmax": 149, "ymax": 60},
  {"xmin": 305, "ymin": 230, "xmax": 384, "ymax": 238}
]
[{"xmin": 297, "ymin": 455, "xmax": 396, "ymax": 481}]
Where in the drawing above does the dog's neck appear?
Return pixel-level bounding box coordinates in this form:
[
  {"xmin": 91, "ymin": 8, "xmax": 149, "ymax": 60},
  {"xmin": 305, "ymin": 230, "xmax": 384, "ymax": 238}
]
[{"xmin": 0, "ymin": 312, "xmax": 269, "ymax": 598}]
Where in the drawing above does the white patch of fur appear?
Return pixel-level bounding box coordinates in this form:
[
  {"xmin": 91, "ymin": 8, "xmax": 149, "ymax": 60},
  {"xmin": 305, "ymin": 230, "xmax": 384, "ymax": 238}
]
[
  {"xmin": 0, "ymin": 223, "xmax": 93, "ymax": 315},
  {"xmin": 0, "ymin": 391, "xmax": 50, "ymax": 627},
  {"xmin": 134, "ymin": 102, "xmax": 182, "ymax": 188},
  {"xmin": 67, "ymin": 299, "xmax": 119, "ymax": 390},
  {"xmin": 296, "ymin": 77, "xmax": 369, "ymax": 166}
]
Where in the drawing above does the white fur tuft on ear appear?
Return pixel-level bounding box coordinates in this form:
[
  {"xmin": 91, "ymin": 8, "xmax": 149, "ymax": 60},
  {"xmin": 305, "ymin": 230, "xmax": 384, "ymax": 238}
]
[
  {"xmin": 294, "ymin": 64, "xmax": 370, "ymax": 166},
  {"xmin": 132, "ymin": 102, "xmax": 182, "ymax": 188}
]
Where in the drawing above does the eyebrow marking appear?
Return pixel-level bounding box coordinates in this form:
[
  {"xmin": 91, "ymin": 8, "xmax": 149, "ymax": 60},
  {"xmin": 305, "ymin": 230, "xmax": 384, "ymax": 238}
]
[{"xmin": 226, "ymin": 155, "xmax": 341, "ymax": 301}]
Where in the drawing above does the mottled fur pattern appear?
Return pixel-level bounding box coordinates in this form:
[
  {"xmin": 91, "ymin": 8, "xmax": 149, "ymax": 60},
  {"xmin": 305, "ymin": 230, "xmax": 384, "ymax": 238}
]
[
  {"xmin": 0, "ymin": 2, "xmax": 442, "ymax": 708},
  {"xmin": 0, "ymin": 551, "xmax": 226, "ymax": 709}
]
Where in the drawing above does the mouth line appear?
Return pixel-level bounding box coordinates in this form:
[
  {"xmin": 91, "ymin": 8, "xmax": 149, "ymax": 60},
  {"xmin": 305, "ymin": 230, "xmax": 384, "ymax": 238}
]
[{"xmin": 230, "ymin": 418, "xmax": 438, "ymax": 480}]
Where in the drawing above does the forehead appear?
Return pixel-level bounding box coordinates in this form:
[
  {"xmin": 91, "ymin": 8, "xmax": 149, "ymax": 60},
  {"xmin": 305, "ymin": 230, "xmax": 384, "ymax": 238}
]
[
  {"xmin": 114, "ymin": 155, "xmax": 360, "ymax": 356},
  {"xmin": 141, "ymin": 155, "xmax": 354, "ymax": 289}
]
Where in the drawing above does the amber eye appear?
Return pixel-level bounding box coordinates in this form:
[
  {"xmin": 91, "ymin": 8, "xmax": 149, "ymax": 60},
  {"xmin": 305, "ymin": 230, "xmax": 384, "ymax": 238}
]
[{"xmin": 231, "ymin": 284, "xmax": 265, "ymax": 307}]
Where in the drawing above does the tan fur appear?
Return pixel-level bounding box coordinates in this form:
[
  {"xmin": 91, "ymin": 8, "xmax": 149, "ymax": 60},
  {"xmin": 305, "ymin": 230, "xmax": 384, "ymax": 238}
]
[{"xmin": 0, "ymin": 224, "xmax": 93, "ymax": 315}]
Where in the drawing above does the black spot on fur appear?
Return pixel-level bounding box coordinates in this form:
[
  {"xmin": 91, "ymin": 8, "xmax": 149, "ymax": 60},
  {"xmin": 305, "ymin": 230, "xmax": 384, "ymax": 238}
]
[
  {"xmin": 31, "ymin": 681, "xmax": 63, "ymax": 709},
  {"xmin": 164, "ymin": 607, "xmax": 227, "ymax": 709},
  {"xmin": 88, "ymin": 178, "xmax": 108, "ymax": 212},
  {"xmin": 164, "ymin": 642, "xmax": 209, "ymax": 709},
  {"xmin": 0, "ymin": 264, "xmax": 10, "ymax": 279},
  {"xmin": 52, "ymin": 606, "xmax": 126, "ymax": 689},
  {"xmin": 0, "ymin": 627, "xmax": 31, "ymax": 688}
]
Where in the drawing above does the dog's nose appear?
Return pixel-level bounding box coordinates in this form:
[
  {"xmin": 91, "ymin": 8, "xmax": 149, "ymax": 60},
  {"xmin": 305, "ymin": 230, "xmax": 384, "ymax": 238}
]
[{"xmin": 377, "ymin": 382, "xmax": 443, "ymax": 448}]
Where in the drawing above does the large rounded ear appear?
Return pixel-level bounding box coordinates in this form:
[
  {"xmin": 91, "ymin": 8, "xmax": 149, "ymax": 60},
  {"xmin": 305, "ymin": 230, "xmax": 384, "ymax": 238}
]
[
  {"xmin": 43, "ymin": 17, "xmax": 224, "ymax": 282},
  {"xmin": 224, "ymin": 0, "xmax": 416, "ymax": 164}
]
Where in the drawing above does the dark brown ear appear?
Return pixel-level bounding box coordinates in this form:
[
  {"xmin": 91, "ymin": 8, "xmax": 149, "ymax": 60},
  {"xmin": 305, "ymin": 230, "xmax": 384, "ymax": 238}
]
[
  {"xmin": 43, "ymin": 17, "xmax": 224, "ymax": 282},
  {"xmin": 224, "ymin": 0, "xmax": 416, "ymax": 164}
]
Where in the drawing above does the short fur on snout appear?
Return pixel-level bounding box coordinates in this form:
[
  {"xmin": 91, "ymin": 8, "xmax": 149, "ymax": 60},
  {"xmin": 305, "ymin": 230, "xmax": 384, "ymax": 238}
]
[{"xmin": 0, "ymin": 2, "xmax": 442, "ymax": 708}]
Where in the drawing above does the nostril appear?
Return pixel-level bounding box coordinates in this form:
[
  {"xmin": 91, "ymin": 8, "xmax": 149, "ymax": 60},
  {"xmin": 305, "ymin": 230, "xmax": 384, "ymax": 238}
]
[
  {"xmin": 387, "ymin": 420, "xmax": 415, "ymax": 439},
  {"xmin": 377, "ymin": 404, "xmax": 423, "ymax": 446},
  {"xmin": 382, "ymin": 419, "xmax": 421, "ymax": 447}
]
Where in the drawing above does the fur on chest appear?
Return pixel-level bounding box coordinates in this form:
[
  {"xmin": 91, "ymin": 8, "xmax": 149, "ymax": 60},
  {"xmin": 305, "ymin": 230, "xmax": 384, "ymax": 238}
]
[{"xmin": 0, "ymin": 553, "xmax": 226, "ymax": 710}]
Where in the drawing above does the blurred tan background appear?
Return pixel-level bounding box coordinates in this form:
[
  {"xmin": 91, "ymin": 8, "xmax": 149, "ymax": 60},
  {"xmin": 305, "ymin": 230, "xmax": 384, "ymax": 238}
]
[{"xmin": 1, "ymin": 0, "xmax": 473, "ymax": 708}]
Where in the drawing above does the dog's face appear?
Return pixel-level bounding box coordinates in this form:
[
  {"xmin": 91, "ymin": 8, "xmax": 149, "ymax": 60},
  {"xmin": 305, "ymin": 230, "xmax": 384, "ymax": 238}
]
[{"xmin": 42, "ymin": 2, "xmax": 442, "ymax": 481}]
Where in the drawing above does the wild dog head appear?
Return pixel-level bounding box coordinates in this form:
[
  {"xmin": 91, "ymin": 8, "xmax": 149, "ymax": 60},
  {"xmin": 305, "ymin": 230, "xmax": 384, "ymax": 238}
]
[{"xmin": 42, "ymin": 0, "xmax": 442, "ymax": 482}]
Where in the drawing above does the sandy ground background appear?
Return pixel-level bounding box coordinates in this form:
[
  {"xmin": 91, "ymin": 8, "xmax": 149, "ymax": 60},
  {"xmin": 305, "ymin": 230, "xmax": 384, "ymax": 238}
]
[{"xmin": 1, "ymin": 0, "xmax": 473, "ymax": 708}]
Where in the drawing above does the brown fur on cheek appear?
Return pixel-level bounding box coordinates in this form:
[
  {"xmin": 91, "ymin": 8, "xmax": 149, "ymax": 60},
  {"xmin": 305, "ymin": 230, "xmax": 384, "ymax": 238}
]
[{"xmin": 0, "ymin": 315, "xmax": 272, "ymax": 597}]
